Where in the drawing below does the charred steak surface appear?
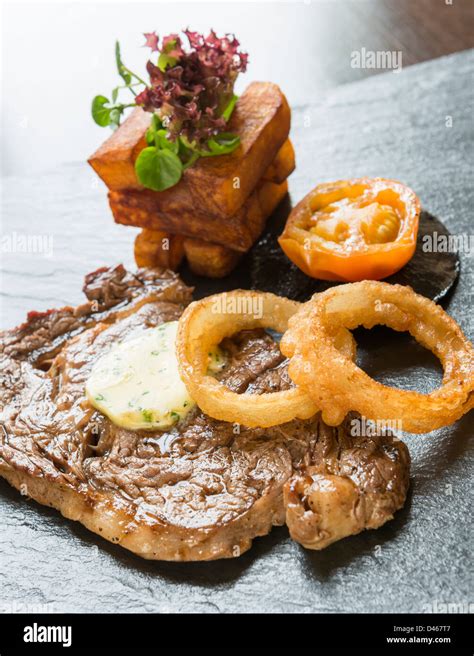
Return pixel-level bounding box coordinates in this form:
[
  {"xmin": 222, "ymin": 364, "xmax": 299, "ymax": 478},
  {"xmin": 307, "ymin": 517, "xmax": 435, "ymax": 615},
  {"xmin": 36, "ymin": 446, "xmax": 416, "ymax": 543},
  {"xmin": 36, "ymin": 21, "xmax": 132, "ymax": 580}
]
[{"xmin": 0, "ymin": 266, "xmax": 410, "ymax": 560}]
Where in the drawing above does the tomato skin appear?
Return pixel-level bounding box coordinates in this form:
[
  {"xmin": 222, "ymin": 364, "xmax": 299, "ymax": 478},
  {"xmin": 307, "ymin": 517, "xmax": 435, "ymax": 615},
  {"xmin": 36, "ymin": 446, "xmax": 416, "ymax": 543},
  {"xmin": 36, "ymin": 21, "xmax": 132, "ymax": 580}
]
[
  {"xmin": 278, "ymin": 178, "xmax": 420, "ymax": 282},
  {"xmin": 279, "ymin": 236, "xmax": 417, "ymax": 281}
]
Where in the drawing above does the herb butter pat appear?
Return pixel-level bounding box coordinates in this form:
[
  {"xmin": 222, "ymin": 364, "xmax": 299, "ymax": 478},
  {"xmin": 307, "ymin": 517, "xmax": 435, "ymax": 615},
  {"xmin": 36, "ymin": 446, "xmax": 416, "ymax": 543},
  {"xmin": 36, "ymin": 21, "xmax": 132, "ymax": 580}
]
[{"xmin": 86, "ymin": 321, "xmax": 197, "ymax": 430}]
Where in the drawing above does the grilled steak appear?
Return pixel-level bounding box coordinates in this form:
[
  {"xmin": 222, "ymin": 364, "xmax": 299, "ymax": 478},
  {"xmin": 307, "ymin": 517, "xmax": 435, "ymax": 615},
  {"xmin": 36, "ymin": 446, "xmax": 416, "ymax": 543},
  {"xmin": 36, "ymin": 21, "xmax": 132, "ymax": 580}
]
[{"xmin": 0, "ymin": 265, "xmax": 410, "ymax": 560}]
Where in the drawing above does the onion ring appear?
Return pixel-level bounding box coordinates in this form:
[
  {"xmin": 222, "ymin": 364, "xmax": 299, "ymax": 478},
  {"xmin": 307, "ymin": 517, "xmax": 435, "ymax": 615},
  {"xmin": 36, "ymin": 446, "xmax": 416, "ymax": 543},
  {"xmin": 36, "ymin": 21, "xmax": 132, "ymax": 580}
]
[
  {"xmin": 176, "ymin": 290, "xmax": 356, "ymax": 427},
  {"xmin": 281, "ymin": 281, "xmax": 474, "ymax": 433}
]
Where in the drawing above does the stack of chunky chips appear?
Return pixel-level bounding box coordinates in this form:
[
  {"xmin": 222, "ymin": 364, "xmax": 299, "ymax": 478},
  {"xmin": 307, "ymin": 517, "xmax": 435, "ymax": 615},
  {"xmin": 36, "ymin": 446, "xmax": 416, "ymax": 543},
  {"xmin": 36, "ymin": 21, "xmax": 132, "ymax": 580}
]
[{"xmin": 89, "ymin": 82, "xmax": 294, "ymax": 277}]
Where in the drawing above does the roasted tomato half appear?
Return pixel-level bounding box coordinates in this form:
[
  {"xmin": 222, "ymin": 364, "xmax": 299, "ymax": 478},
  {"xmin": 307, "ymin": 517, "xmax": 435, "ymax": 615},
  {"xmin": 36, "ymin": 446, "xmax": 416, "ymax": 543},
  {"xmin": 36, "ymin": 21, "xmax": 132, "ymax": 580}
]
[{"xmin": 278, "ymin": 178, "xmax": 421, "ymax": 282}]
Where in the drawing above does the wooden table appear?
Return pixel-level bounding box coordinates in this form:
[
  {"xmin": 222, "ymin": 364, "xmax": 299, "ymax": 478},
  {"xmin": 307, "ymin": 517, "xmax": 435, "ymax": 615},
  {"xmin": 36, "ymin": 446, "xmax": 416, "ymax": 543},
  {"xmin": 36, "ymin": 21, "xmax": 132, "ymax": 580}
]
[{"xmin": 2, "ymin": 0, "xmax": 473, "ymax": 176}]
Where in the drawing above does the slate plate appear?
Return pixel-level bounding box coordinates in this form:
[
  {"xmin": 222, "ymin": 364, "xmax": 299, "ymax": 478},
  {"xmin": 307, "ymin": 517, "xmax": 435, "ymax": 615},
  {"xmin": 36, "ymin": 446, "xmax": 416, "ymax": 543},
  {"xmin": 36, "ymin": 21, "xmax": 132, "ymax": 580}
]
[
  {"xmin": 211, "ymin": 207, "xmax": 458, "ymax": 304},
  {"xmin": 0, "ymin": 50, "xmax": 473, "ymax": 614}
]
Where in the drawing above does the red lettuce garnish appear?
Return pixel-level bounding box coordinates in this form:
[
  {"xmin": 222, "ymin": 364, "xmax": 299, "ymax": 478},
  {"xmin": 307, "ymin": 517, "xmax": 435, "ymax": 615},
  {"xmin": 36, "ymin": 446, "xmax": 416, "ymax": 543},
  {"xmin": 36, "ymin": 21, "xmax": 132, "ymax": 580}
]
[{"xmin": 135, "ymin": 29, "xmax": 248, "ymax": 146}]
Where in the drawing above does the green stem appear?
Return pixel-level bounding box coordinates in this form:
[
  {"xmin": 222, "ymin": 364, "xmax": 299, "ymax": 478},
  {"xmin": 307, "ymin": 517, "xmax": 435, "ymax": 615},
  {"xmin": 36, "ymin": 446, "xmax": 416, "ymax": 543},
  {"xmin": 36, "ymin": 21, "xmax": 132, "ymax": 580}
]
[
  {"xmin": 124, "ymin": 67, "xmax": 147, "ymax": 86},
  {"xmin": 117, "ymin": 82, "xmax": 141, "ymax": 98},
  {"xmin": 117, "ymin": 82, "xmax": 142, "ymax": 89},
  {"xmin": 182, "ymin": 151, "xmax": 200, "ymax": 170}
]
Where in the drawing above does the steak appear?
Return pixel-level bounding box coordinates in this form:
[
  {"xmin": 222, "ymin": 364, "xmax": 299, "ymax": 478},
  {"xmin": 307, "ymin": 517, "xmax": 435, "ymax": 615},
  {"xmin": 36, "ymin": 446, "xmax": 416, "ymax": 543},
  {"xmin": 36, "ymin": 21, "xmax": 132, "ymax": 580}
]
[{"xmin": 0, "ymin": 265, "xmax": 410, "ymax": 560}]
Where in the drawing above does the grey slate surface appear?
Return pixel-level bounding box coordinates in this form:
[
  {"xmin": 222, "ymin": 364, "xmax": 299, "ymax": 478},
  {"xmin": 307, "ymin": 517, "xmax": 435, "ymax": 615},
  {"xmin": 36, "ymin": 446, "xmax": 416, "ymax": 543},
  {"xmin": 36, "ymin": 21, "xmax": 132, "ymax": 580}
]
[{"xmin": 0, "ymin": 49, "xmax": 473, "ymax": 614}]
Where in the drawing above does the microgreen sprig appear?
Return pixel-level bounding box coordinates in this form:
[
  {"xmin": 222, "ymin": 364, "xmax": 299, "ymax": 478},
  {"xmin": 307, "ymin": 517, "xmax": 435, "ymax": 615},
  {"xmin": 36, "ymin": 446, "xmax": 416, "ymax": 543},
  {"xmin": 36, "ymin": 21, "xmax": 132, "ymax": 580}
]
[
  {"xmin": 91, "ymin": 31, "xmax": 247, "ymax": 191},
  {"xmin": 91, "ymin": 42, "xmax": 141, "ymax": 128}
]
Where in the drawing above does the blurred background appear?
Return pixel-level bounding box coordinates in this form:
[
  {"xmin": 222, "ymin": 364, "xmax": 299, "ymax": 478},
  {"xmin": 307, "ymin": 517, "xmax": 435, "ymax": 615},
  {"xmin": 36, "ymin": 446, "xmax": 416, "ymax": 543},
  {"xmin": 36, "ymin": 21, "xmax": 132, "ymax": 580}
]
[{"xmin": 1, "ymin": 0, "xmax": 473, "ymax": 177}]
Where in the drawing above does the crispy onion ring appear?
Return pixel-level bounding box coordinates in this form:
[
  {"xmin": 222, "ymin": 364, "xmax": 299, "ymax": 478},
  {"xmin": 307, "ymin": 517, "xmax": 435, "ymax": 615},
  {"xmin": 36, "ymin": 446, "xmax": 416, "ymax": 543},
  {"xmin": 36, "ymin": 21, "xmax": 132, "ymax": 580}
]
[
  {"xmin": 176, "ymin": 291, "xmax": 356, "ymax": 427},
  {"xmin": 281, "ymin": 281, "xmax": 474, "ymax": 433}
]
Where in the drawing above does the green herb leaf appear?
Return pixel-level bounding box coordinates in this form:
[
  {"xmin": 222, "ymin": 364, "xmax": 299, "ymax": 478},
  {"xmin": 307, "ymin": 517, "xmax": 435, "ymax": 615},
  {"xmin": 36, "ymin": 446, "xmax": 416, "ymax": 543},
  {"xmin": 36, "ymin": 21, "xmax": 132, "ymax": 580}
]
[
  {"xmin": 158, "ymin": 52, "xmax": 178, "ymax": 72},
  {"xmin": 154, "ymin": 129, "xmax": 179, "ymax": 154},
  {"xmin": 145, "ymin": 128, "xmax": 155, "ymax": 146},
  {"xmin": 201, "ymin": 132, "xmax": 241, "ymax": 157},
  {"xmin": 109, "ymin": 107, "xmax": 122, "ymax": 129},
  {"xmin": 146, "ymin": 114, "xmax": 164, "ymax": 145},
  {"xmin": 91, "ymin": 95, "xmax": 112, "ymax": 127},
  {"xmin": 157, "ymin": 38, "xmax": 180, "ymax": 72},
  {"xmin": 182, "ymin": 151, "xmax": 200, "ymax": 170},
  {"xmin": 222, "ymin": 94, "xmax": 238, "ymax": 122},
  {"xmin": 135, "ymin": 147, "xmax": 183, "ymax": 191},
  {"xmin": 175, "ymin": 138, "xmax": 198, "ymax": 170},
  {"xmin": 111, "ymin": 87, "xmax": 119, "ymax": 103},
  {"xmin": 151, "ymin": 114, "xmax": 163, "ymax": 131}
]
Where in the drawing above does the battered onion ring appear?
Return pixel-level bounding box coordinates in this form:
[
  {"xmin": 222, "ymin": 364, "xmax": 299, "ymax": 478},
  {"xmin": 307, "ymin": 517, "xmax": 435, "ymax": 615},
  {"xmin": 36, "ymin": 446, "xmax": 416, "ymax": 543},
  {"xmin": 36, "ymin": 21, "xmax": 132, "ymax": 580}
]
[
  {"xmin": 281, "ymin": 281, "xmax": 474, "ymax": 433},
  {"xmin": 176, "ymin": 291, "xmax": 356, "ymax": 427}
]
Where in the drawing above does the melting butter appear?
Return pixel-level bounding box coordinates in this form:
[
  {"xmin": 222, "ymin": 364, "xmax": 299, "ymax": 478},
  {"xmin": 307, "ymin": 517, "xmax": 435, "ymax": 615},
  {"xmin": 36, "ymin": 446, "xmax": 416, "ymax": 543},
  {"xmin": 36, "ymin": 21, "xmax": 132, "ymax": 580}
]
[
  {"xmin": 86, "ymin": 321, "xmax": 226, "ymax": 431},
  {"xmin": 86, "ymin": 321, "xmax": 197, "ymax": 431}
]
